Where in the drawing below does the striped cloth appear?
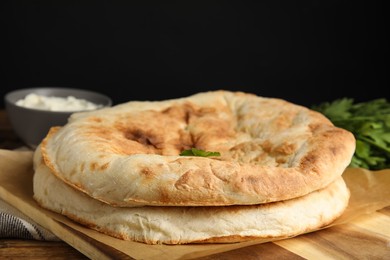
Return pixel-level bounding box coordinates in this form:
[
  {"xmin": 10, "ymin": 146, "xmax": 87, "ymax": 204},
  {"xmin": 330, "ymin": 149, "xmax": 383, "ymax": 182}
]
[{"xmin": 0, "ymin": 199, "xmax": 59, "ymax": 241}]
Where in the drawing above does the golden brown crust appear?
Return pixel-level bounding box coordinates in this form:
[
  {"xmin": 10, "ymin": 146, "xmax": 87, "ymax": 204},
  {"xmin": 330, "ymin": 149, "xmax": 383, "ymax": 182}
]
[
  {"xmin": 33, "ymin": 147, "xmax": 350, "ymax": 245},
  {"xmin": 40, "ymin": 90, "xmax": 356, "ymax": 206}
]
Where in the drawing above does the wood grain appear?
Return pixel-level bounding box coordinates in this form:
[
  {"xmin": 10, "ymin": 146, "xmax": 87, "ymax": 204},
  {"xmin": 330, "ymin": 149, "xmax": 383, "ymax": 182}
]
[
  {"xmin": 0, "ymin": 239, "xmax": 89, "ymax": 259},
  {"xmin": 275, "ymin": 223, "xmax": 390, "ymax": 259},
  {"xmin": 197, "ymin": 242, "xmax": 305, "ymax": 260}
]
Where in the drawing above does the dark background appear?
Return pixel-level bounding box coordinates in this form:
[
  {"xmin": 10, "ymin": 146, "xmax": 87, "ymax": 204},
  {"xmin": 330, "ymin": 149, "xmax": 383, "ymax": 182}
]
[{"xmin": 1, "ymin": 1, "xmax": 388, "ymax": 109}]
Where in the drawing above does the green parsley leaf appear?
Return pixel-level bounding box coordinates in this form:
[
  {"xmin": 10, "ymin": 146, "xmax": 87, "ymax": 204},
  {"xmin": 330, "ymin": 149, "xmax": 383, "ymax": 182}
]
[
  {"xmin": 312, "ymin": 98, "xmax": 390, "ymax": 170},
  {"xmin": 180, "ymin": 148, "xmax": 221, "ymax": 157}
]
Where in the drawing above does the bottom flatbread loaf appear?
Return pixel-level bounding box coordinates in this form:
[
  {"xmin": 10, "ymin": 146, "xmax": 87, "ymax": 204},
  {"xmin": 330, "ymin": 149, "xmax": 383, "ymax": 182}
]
[{"xmin": 33, "ymin": 149, "xmax": 350, "ymax": 245}]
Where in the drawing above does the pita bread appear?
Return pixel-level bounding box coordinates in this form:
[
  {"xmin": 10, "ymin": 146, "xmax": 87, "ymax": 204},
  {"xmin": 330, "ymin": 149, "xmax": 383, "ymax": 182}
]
[
  {"xmin": 40, "ymin": 90, "xmax": 355, "ymax": 206},
  {"xmin": 33, "ymin": 148, "xmax": 350, "ymax": 245}
]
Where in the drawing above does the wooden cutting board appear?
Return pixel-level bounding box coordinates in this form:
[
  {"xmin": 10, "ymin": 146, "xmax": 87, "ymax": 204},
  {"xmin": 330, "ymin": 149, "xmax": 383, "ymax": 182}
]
[{"xmin": 1, "ymin": 149, "xmax": 390, "ymax": 259}]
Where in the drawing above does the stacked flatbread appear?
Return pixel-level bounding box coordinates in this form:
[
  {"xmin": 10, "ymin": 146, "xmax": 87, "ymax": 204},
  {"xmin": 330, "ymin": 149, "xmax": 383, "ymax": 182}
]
[{"xmin": 33, "ymin": 90, "xmax": 356, "ymax": 244}]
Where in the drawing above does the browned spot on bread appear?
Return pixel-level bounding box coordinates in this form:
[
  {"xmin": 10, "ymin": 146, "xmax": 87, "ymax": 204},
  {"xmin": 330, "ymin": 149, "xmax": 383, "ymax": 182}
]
[
  {"xmin": 140, "ymin": 167, "xmax": 155, "ymax": 179},
  {"xmin": 88, "ymin": 161, "xmax": 109, "ymax": 171},
  {"xmin": 309, "ymin": 123, "xmax": 322, "ymax": 132},
  {"xmin": 276, "ymin": 157, "xmax": 287, "ymax": 164},
  {"xmin": 302, "ymin": 154, "xmax": 317, "ymax": 165},
  {"xmin": 161, "ymin": 102, "xmax": 195, "ymax": 123},
  {"xmin": 112, "ymin": 109, "xmax": 194, "ymax": 155},
  {"xmin": 124, "ymin": 128, "xmax": 158, "ymax": 148},
  {"xmin": 100, "ymin": 162, "xmax": 110, "ymax": 170},
  {"xmin": 88, "ymin": 116, "xmax": 103, "ymax": 123},
  {"xmin": 90, "ymin": 162, "xmax": 98, "ymax": 171},
  {"xmin": 273, "ymin": 142, "xmax": 296, "ymax": 155},
  {"xmin": 322, "ymin": 128, "xmax": 344, "ymax": 137},
  {"xmin": 300, "ymin": 153, "xmax": 319, "ymax": 172},
  {"xmin": 261, "ymin": 140, "xmax": 273, "ymax": 153}
]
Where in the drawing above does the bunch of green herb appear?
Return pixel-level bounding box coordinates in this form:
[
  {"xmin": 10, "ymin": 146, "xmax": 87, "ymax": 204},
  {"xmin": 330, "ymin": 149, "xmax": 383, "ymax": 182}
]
[
  {"xmin": 180, "ymin": 148, "xmax": 221, "ymax": 157},
  {"xmin": 311, "ymin": 98, "xmax": 390, "ymax": 170}
]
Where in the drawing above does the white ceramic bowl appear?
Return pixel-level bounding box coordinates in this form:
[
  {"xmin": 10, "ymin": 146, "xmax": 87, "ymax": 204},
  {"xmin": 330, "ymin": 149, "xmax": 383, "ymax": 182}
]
[{"xmin": 5, "ymin": 87, "xmax": 112, "ymax": 149}]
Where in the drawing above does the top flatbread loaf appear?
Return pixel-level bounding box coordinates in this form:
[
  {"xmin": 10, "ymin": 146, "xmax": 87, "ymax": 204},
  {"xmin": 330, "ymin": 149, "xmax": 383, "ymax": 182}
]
[{"xmin": 40, "ymin": 90, "xmax": 356, "ymax": 206}]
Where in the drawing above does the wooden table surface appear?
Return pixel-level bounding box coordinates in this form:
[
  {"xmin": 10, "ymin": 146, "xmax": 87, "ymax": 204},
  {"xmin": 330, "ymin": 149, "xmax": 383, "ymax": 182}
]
[{"xmin": 1, "ymin": 109, "xmax": 390, "ymax": 259}]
